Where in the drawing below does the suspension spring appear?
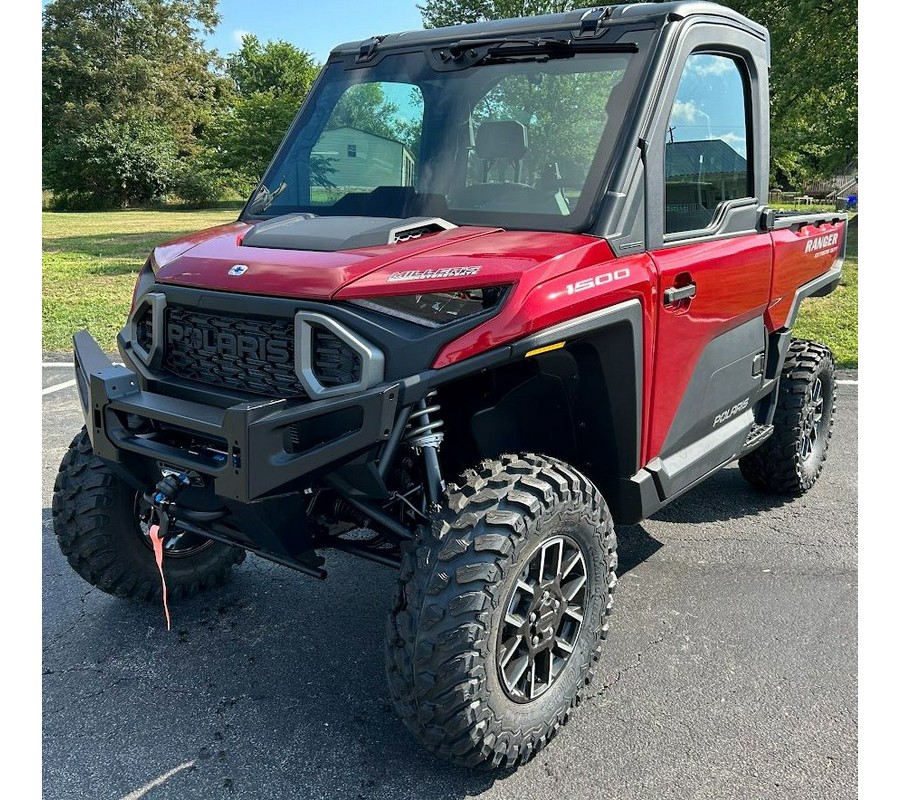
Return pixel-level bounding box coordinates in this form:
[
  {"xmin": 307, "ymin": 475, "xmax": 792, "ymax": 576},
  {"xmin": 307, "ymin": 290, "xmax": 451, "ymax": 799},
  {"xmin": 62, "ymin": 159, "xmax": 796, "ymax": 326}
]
[
  {"xmin": 404, "ymin": 391, "xmax": 446, "ymax": 506},
  {"xmin": 404, "ymin": 391, "xmax": 444, "ymax": 450}
]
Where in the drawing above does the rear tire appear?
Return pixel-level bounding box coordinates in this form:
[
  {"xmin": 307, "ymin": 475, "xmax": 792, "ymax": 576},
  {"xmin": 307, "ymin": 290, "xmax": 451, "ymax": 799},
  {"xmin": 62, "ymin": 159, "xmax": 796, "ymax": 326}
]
[
  {"xmin": 385, "ymin": 453, "xmax": 617, "ymax": 768},
  {"xmin": 52, "ymin": 428, "xmax": 245, "ymax": 601},
  {"xmin": 739, "ymin": 339, "xmax": 836, "ymax": 494}
]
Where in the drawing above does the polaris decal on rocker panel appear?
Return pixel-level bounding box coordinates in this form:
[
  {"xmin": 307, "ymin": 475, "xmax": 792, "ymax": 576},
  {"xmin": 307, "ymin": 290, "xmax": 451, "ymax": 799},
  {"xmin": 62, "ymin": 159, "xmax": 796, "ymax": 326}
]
[
  {"xmin": 713, "ymin": 397, "xmax": 750, "ymax": 427},
  {"xmin": 565, "ymin": 267, "xmax": 631, "ymax": 296}
]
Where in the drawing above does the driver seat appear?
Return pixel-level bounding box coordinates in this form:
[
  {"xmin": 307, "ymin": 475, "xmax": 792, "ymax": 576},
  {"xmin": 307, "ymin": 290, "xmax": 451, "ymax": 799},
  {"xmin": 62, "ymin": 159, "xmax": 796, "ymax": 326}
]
[{"xmin": 474, "ymin": 119, "xmax": 528, "ymax": 182}]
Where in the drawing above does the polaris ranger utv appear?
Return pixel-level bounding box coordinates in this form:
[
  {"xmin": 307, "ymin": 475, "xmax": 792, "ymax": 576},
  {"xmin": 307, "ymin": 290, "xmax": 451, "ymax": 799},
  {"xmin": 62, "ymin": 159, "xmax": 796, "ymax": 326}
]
[{"xmin": 53, "ymin": 2, "xmax": 847, "ymax": 767}]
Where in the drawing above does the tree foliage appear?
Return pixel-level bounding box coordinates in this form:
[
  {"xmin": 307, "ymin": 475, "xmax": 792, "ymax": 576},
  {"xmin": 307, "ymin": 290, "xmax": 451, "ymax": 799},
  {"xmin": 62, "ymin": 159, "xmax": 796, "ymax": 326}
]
[
  {"xmin": 209, "ymin": 34, "xmax": 320, "ymax": 194},
  {"xmin": 716, "ymin": 0, "xmax": 857, "ymax": 186},
  {"xmin": 418, "ymin": 0, "xmax": 858, "ymax": 186},
  {"xmin": 419, "ymin": 0, "xmax": 579, "ymax": 27},
  {"xmin": 43, "ymin": 0, "xmax": 226, "ymax": 207}
]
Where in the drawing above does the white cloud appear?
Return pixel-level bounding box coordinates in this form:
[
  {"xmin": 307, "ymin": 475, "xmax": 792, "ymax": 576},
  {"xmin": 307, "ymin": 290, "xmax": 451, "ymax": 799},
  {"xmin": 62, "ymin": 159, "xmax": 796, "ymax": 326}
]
[
  {"xmin": 671, "ymin": 99, "xmax": 699, "ymax": 124},
  {"xmin": 233, "ymin": 29, "xmax": 252, "ymax": 46},
  {"xmin": 687, "ymin": 55, "xmax": 734, "ymax": 78},
  {"xmin": 719, "ymin": 131, "xmax": 747, "ymax": 157}
]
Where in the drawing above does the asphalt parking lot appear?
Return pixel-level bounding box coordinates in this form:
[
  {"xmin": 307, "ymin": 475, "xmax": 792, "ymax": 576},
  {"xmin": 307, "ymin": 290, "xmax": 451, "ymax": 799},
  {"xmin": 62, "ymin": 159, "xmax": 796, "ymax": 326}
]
[{"xmin": 42, "ymin": 364, "xmax": 858, "ymax": 800}]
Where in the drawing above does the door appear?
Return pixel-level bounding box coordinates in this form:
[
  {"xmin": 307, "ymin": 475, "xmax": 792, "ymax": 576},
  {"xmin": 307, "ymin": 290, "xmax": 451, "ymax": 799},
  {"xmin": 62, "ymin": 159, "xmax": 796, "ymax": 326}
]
[{"xmin": 645, "ymin": 49, "xmax": 773, "ymax": 498}]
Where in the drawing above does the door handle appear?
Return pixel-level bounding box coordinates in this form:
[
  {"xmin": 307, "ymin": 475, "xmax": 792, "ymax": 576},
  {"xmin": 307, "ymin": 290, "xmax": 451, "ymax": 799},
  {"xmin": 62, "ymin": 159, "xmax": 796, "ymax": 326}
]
[{"xmin": 663, "ymin": 283, "xmax": 697, "ymax": 305}]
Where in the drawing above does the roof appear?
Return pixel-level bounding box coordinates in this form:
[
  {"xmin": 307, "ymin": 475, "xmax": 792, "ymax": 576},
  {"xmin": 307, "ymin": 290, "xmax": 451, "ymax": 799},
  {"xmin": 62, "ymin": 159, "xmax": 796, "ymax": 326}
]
[
  {"xmin": 665, "ymin": 139, "xmax": 747, "ymax": 178},
  {"xmin": 316, "ymin": 126, "xmax": 415, "ymax": 156},
  {"xmin": 330, "ymin": 3, "xmax": 767, "ymax": 58}
]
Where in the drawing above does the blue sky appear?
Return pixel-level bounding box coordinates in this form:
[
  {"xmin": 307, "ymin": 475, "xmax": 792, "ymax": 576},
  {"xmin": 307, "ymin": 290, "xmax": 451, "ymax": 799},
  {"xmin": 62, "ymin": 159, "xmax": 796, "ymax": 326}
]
[
  {"xmin": 204, "ymin": 0, "xmax": 424, "ymax": 62},
  {"xmin": 40, "ymin": 1, "xmax": 426, "ymax": 63}
]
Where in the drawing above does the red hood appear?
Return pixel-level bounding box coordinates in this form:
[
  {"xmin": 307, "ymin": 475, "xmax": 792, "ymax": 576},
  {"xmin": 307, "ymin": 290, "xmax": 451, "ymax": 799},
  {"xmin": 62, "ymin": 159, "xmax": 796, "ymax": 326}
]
[{"xmin": 152, "ymin": 220, "xmax": 603, "ymax": 300}]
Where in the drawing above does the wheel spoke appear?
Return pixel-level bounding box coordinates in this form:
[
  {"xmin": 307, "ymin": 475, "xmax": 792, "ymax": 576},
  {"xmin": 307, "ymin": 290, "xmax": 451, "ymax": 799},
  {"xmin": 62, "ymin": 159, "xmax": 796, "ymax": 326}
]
[
  {"xmin": 561, "ymin": 573, "xmax": 587, "ymax": 601},
  {"xmin": 506, "ymin": 654, "xmax": 531, "ymax": 688},
  {"xmin": 497, "ymin": 535, "xmax": 589, "ymax": 702},
  {"xmin": 505, "ymin": 611, "xmax": 526, "ymax": 629},
  {"xmin": 163, "ymin": 532, "xmax": 189, "ymax": 551},
  {"xmin": 561, "ymin": 549, "xmax": 584, "ymax": 579},
  {"xmin": 499, "ymin": 635, "xmax": 523, "ymax": 668}
]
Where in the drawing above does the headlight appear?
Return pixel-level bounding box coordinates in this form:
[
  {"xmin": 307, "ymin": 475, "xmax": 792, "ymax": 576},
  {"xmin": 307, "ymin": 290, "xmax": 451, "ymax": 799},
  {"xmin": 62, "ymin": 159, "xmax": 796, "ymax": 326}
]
[{"xmin": 351, "ymin": 286, "xmax": 508, "ymax": 328}]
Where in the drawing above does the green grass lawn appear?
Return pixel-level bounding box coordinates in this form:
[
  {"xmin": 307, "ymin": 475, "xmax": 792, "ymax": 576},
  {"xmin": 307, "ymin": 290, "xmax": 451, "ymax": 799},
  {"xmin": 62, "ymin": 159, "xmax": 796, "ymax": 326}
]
[
  {"xmin": 42, "ymin": 209, "xmax": 859, "ymax": 368},
  {"xmin": 43, "ymin": 209, "xmax": 239, "ymax": 352}
]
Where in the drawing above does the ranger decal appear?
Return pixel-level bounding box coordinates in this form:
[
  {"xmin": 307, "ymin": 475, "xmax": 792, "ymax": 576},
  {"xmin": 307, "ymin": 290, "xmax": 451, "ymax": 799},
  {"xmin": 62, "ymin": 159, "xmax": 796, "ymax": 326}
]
[{"xmin": 804, "ymin": 233, "xmax": 840, "ymax": 257}]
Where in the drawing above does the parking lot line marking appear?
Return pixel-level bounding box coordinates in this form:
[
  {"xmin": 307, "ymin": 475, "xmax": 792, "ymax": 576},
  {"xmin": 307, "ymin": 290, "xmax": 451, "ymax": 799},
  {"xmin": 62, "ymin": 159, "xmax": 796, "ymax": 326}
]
[
  {"xmin": 120, "ymin": 760, "xmax": 196, "ymax": 800},
  {"xmin": 42, "ymin": 362, "xmax": 75, "ymax": 368},
  {"xmin": 836, "ymin": 379, "xmax": 858, "ymax": 385},
  {"xmin": 42, "ymin": 380, "xmax": 76, "ymax": 396}
]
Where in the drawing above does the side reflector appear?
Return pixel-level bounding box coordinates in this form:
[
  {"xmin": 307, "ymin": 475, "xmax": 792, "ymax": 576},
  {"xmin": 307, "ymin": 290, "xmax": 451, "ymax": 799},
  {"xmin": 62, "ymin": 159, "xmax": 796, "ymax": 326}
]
[{"xmin": 525, "ymin": 342, "xmax": 566, "ymax": 358}]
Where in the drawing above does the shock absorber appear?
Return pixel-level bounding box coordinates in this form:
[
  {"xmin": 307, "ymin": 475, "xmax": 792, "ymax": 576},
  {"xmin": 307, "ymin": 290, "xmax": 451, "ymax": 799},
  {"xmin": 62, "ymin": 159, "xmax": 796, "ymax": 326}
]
[{"xmin": 403, "ymin": 390, "xmax": 446, "ymax": 506}]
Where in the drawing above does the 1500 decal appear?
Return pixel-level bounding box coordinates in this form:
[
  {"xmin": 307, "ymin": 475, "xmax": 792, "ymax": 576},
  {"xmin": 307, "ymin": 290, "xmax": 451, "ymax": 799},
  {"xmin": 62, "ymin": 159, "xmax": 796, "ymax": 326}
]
[{"xmin": 565, "ymin": 267, "xmax": 631, "ymax": 296}]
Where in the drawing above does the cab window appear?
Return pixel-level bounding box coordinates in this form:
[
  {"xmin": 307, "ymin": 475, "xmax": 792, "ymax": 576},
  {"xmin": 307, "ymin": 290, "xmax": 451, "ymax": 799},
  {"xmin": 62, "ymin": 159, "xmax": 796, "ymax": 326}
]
[{"xmin": 664, "ymin": 54, "xmax": 751, "ymax": 234}]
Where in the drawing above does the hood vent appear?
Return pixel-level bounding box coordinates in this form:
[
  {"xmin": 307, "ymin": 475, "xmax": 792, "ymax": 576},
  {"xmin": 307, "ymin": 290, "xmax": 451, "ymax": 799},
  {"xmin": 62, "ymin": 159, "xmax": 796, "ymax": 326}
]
[
  {"xmin": 388, "ymin": 218, "xmax": 456, "ymax": 244},
  {"xmin": 241, "ymin": 214, "xmax": 456, "ymax": 253}
]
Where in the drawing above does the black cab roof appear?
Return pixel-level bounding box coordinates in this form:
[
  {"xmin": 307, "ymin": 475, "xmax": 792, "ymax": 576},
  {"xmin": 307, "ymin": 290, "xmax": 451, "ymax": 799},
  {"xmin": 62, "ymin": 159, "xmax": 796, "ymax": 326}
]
[{"xmin": 331, "ymin": 2, "xmax": 767, "ymax": 58}]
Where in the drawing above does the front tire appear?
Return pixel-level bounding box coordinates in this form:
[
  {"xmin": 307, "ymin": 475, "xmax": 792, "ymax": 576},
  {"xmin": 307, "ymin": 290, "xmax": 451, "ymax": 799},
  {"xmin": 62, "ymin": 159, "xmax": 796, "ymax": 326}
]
[
  {"xmin": 739, "ymin": 339, "xmax": 836, "ymax": 494},
  {"xmin": 385, "ymin": 453, "xmax": 617, "ymax": 768},
  {"xmin": 52, "ymin": 428, "xmax": 245, "ymax": 601}
]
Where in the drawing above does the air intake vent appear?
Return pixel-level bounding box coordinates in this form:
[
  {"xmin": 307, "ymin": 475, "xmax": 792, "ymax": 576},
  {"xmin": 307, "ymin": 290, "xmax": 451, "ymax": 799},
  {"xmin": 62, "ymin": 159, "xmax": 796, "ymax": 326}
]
[
  {"xmin": 134, "ymin": 304, "xmax": 154, "ymax": 353},
  {"xmin": 311, "ymin": 324, "xmax": 362, "ymax": 387},
  {"xmin": 388, "ymin": 217, "xmax": 456, "ymax": 244}
]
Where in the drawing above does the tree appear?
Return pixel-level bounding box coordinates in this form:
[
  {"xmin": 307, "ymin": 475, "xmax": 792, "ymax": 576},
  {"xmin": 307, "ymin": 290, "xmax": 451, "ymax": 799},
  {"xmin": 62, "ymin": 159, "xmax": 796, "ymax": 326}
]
[
  {"xmin": 418, "ymin": 0, "xmax": 858, "ymax": 186},
  {"xmin": 43, "ymin": 0, "xmax": 226, "ymax": 207},
  {"xmin": 717, "ymin": 0, "xmax": 857, "ymax": 187},
  {"xmin": 419, "ymin": 0, "xmax": 579, "ymax": 27},
  {"xmin": 327, "ymin": 83, "xmax": 401, "ymax": 140},
  {"xmin": 44, "ymin": 118, "xmax": 180, "ymax": 208},
  {"xmin": 209, "ymin": 34, "xmax": 320, "ymax": 194}
]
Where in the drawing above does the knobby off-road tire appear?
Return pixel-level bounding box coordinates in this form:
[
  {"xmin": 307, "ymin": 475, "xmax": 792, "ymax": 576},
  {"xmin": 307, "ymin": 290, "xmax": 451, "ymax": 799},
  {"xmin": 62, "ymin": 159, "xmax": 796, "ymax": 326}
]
[
  {"xmin": 739, "ymin": 339, "xmax": 836, "ymax": 495},
  {"xmin": 52, "ymin": 428, "xmax": 244, "ymax": 601},
  {"xmin": 386, "ymin": 453, "xmax": 617, "ymax": 768}
]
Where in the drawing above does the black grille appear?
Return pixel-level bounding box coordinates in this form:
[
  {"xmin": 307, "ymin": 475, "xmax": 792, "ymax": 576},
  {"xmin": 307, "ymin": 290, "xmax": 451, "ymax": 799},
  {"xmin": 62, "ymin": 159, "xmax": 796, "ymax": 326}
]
[
  {"xmin": 163, "ymin": 306, "xmax": 307, "ymax": 398},
  {"xmin": 312, "ymin": 325, "xmax": 362, "ymax": 387}
]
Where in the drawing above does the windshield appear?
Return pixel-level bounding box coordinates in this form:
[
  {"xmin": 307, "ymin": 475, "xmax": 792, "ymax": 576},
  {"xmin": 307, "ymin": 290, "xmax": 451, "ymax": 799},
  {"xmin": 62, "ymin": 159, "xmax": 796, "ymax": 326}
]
[{"xmin": 245, "ymin": 32, "xmax": 650, "ymax": 232}]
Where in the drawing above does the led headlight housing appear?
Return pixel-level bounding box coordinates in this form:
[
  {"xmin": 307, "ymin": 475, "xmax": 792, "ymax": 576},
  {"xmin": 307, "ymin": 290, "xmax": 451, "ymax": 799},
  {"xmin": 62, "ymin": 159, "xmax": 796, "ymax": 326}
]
[{"xmin": 351, "ymin": 286, "xmax": 508, "ymax": 328}]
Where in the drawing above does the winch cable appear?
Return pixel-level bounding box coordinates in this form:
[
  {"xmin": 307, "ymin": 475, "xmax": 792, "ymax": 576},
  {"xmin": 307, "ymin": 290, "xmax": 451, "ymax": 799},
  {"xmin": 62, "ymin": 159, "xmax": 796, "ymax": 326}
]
[
  {"xmin": 148, "ymin": 519, "xmax": 171, "ymax": 631},
  {"xmin": 143, "ymin": 473, "xmax": 191, "ymax": 631}
]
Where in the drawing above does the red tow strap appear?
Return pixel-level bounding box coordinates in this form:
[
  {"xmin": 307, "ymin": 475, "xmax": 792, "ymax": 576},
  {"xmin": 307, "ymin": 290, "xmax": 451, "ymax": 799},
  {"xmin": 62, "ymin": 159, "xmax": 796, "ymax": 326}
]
[{"xmin": 148, "ymin": 523, "xmax": 172, "ymax": 631}]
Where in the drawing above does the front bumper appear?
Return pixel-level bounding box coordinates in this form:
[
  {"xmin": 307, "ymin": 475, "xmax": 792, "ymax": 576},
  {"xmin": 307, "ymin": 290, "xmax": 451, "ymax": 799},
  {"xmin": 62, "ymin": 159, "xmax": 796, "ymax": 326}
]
[{"xmin": 73, "ymin": 330, "xmax": 400, "ymax": 502}]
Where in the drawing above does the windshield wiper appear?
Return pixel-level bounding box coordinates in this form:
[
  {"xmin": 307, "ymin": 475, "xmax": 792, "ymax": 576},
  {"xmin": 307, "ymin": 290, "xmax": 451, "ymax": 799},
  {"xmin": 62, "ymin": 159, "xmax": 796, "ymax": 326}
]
[
  {"xmin": 435, "ymin": 37, "xmax": 637, "ymax": 69},
  {"xmin": 438, "ymin": 37, "xmax": 572, "ymax": 65},
  {"xmin": 247, "ymin": 178, "xmax": 287, "ymax": 215}
]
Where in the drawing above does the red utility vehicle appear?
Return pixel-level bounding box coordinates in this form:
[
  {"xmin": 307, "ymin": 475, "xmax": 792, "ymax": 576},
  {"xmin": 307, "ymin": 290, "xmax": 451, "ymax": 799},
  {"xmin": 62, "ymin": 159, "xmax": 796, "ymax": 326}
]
[{"xmin": 54, "ymin": 2, "xmax": 847, "ymax": 767}]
